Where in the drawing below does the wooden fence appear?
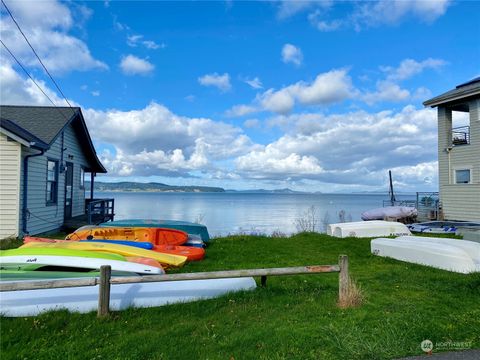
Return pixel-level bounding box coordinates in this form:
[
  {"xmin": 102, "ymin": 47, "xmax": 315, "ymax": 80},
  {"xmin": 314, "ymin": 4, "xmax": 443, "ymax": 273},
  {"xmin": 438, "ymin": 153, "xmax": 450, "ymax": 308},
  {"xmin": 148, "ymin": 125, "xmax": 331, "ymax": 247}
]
[{"xmin": 0, "ymin": 255, "xmax": 349, "ymax": 317}]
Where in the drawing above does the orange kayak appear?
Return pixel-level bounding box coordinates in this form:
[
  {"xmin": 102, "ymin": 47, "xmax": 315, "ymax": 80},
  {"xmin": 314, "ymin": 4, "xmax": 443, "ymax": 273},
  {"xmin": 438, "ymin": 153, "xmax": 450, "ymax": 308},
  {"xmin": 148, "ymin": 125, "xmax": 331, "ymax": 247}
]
[
  {"xmin": 66, "ymin": 226, "xmax": 188, "ymax": 246},
  {"xmin": 154, "ymin": 245, "xmax": 205, "ymax": 261}
]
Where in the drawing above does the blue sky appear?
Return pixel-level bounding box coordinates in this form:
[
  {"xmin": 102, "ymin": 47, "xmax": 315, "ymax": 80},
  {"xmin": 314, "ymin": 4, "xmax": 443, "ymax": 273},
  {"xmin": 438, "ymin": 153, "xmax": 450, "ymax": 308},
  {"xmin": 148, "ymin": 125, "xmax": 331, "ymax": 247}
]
[{"xmin": 1, "ymin": 0, "xmax": 479, "ymax": 192}]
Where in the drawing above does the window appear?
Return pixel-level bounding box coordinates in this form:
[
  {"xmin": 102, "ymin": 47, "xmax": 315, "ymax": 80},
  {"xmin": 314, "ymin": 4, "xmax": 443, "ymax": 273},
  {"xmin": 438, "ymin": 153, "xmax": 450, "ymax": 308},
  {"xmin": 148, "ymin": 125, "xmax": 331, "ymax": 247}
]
[
  {"xmin": 46, "ymin": 159, "xmax": 58, "ymax": 204},
  {"xmin": 80, "ymin": 168, "xmax": 85, "ymax": 189},
  {"xmin": 455, "ymin": 169, "xmax": 471, "ymax": 184}
]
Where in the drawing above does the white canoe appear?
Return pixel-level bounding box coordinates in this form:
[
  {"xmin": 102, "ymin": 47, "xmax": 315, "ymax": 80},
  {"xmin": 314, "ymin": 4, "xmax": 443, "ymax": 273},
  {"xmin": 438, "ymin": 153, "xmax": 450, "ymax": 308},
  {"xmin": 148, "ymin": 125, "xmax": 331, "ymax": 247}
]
[
  {"xmin": 371, "ymin": 236, "xmax": 480, "ymax": 274},
  {"xmin": 327, "ymin": 220, "xmax": 411, "ymax": 238},
  {"xmin": 0, "ymin": 255, "xmax": 163, "ymax": 275},
  {"xmin": 0, "ymin": 277, "xmax": 257, "ymax": 317}
]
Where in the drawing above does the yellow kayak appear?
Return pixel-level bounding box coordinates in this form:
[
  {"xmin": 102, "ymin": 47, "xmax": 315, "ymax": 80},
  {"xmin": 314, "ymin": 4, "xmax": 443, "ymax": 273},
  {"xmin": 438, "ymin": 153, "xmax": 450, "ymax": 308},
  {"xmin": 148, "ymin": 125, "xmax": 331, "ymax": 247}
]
[{"xmin": 21, "ymin": 241, "xmax": 187, "ymax": 268}]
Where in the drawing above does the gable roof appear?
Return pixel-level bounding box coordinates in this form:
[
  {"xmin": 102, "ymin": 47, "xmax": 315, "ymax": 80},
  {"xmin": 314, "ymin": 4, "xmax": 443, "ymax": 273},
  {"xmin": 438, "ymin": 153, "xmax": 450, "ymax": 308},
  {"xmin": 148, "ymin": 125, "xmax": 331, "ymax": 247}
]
[
  {"xmin": 0, "ymin": 105, "xmax": 106, "ymax": 173},
  {"xmin": 423, "ymin": 77, "xmax": 480, "ymax": 108}
]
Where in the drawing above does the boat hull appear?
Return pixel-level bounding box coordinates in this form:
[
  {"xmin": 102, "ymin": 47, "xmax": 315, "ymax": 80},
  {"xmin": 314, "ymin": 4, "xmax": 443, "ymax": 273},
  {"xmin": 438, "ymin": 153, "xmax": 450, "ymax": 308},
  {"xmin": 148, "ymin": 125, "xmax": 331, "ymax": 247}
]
[
  {"xmin": 0, "ymin": 248, "xmax": 164, "ymax": 274},
  {"xmin": 327, "ymin": 220, "xmax": 411, "ymax": 238},
  {"xmin": 371, "ymin": 236, "xmax": 480, "ymax": 274},
  {"xmin": 102, "ymin": 219, "xmax": 211, "ymax": 242},
  {"xmin": 0, "ymin": 277, "xmax": 257, "ymax": 317}
]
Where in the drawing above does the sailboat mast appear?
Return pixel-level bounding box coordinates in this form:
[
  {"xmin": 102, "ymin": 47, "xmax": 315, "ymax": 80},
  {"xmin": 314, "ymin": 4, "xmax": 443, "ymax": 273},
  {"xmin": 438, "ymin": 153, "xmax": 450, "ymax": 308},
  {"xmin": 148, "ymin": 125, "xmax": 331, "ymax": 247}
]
[{"xmin": 389, "ymin": 170, "xmax": 396, "ymax": 206}]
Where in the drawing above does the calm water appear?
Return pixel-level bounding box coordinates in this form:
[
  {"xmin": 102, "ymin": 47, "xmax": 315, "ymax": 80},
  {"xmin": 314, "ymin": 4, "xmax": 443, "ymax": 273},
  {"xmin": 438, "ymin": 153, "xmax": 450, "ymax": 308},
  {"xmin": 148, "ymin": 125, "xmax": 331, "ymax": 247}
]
[{"xmin": 97, "ymin": 192, "xmax": 416, "ymax": 237}]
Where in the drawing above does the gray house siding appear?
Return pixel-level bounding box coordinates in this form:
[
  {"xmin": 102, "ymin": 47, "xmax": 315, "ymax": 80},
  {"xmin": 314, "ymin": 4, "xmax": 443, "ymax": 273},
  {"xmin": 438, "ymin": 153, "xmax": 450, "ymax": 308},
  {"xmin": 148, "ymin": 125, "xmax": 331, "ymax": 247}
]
[
  {"xmin": 437, "ymin": 98, "xmax": 480, "ymax": 222},
  {"xmin": 19, "ymin": 124, "xmax": 91, "ymax": 236}
]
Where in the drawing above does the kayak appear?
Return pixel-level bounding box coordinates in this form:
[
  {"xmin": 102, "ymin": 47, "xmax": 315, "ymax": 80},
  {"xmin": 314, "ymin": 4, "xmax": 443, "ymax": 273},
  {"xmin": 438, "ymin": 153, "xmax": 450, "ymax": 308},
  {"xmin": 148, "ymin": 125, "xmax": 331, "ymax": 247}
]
[
  {"xmin": 102, "ymin": 219, "xmax": 210, "ymax": 242},
  {"xmin": 24, "ymin": 236, "xmax": 155, "ymax": 250},
  {"xmin": 66, "ymin": 225, "xmax": 188, "ymax": 246},
  {"xmin": 0, "ymin": 248, "xmax": 164, "ymax": 274},
  {"xmin": 155, "ymin": 245, "xmax": 205, "ymax": 261},
  {"xmin": 22, "ymin": 239, "xmax": 187, "ymax": 267}
]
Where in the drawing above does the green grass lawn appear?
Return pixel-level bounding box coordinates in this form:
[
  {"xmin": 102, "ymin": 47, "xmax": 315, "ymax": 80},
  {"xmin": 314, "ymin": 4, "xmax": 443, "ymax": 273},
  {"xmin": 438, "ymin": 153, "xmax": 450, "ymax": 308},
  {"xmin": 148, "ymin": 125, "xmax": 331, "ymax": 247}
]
[{"xmin": 1, "ymin": 233, "xmax": 479, "ymax": 359}]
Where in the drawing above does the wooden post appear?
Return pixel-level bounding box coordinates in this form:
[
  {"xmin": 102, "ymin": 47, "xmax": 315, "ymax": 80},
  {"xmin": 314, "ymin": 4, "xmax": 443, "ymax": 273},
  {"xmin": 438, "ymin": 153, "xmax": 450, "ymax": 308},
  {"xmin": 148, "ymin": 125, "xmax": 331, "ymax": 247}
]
[
  {"xmin": 260, "ymin": 275, "xmax": 267, "ymax": 287},
  {"xmin": 98, "ymin": 265, "xmax": 111, "ymax": 318},
  {"xmin": 338, "ymin": 255, "xmax": 349, "ymax": 304}
]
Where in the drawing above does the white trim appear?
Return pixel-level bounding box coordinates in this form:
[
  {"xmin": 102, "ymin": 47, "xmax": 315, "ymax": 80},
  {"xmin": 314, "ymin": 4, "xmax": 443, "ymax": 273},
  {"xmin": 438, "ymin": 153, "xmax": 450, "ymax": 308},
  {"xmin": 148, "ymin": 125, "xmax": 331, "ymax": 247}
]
[{"xmin": 0, "ymin": 128, "xmax": 32, "ymax": 147}]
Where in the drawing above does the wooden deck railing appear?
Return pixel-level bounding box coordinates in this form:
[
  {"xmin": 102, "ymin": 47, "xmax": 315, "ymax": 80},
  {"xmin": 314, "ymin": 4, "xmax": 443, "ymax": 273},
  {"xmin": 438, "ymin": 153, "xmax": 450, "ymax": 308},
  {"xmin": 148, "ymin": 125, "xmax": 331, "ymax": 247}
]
[{"xmin": 86, "ymin": 198, "xmax": 115, "ymax": 224}]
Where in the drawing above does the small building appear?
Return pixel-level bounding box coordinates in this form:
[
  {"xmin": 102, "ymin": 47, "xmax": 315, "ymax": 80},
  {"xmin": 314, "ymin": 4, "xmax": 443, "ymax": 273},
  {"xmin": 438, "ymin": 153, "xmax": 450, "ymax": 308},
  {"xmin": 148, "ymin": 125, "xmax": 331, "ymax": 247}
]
[
  {"xmin": 0, "ymin": 105, "xmax": 110, "ymax": 239},
  {"xmin": 424, "ymin": 78, "xmax": 480, "ymax": 222}
]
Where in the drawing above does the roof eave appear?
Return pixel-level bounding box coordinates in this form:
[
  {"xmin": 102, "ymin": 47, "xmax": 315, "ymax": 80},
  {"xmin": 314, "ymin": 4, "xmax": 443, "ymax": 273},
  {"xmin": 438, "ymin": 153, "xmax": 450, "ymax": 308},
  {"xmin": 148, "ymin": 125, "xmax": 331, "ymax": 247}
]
[{"xmin": 423, "ymin": 88, "xmax": 480, "ymax": 108}]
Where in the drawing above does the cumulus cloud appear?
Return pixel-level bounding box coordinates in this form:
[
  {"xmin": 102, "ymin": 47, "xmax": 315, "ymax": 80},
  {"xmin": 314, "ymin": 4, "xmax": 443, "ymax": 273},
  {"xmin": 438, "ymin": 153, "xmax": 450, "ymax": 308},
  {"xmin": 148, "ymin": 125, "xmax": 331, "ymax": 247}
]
[
  {"xmin": 0, "ymin": 0, "xmax": 107, "ymax": 74},
  {"xmin": 306, "ymin": 0, "xmax": 451, "ymax": 32},
  {"xmin": 119, "ymin": 55, "xmax": 154, "ymax": 75},
  {"xmin": 225, "ymin": 104, "xmax": 258, "ymax": 117},
  {"xmin": 382, "ymin": 58, "xmax": 447, "ymax": 81},
  {"xmin": 84, "ymin": 102, "xmax": 259, "ymax": 177},
  {"xmin": 258, "ymin": 69, "xmax": 354, "ymax": 114},
  {"xmin": 235, "ymin": 105, "xmax": 438, "ymax": 190},
  {"xmin": 198, "ymin": 72, "xmax": 231, "ymax": 92},
  {"xmin": 0, "ymin": 62, "xmax": 73, "ymax": 106},
  {"xmin": 352, "ymin": 0, "xmax": 451, "ymax": 28},
  {"xmin": 281, "ymin": 43, "xmax": 303, "ymax": 66}
]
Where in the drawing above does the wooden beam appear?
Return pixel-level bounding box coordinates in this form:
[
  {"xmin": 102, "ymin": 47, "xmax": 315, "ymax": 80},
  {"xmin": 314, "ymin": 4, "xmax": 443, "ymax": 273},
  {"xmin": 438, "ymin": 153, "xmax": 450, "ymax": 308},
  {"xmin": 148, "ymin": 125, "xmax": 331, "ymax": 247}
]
[
  {"xmin": 98, "ymin": 265, "xmax": 111, "ymax": 317},
  {"xmin": 0, "ymin": 265, "xmax": 340, "ymax": 292},
  {"xmin": 109, "ymin": 265, "xmax": 340, "ymax": 285},
  {"xmin": 338, "ymin": 255, "xmax": 349, "ymax": 304}
]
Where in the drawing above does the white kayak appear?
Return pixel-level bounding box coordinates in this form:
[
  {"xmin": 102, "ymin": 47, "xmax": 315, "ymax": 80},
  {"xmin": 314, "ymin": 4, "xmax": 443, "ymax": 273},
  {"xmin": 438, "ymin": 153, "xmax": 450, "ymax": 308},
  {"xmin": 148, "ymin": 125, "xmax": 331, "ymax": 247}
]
[
  {"xmin": 0, "ymin": 254, "xmax": 163, "ymax": 275},
  {"xmin": 327, "ymin": 220, "xmax": 411, "ymax": 238},
  {"xmin": 371, "ymin": 236, "xmax": 480, "ymax": 274},
  {"xmin": 0, "ymin": 277, "xmax": 257, "ymax": 317}
]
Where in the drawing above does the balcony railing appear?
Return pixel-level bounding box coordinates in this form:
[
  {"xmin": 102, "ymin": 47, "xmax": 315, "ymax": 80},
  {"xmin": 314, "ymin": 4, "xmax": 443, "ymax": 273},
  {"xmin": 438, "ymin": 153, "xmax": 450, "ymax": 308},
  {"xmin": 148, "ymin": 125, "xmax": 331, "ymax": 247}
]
[
  {"xmin": 452, "ymin": 126, "xmax": 470, "ymax": 145},
  {"xmin": 85, "ymin": 198, "xmax": 115, "ymax": 224}
]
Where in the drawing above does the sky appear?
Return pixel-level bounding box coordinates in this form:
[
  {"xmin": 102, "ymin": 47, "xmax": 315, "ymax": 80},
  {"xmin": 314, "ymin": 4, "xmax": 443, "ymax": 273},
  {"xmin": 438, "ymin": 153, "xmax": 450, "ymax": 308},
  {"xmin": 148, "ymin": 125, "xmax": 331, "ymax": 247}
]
[{"xmin": 1, "ymin": 0, "xmax": 479, "ymax": 193}]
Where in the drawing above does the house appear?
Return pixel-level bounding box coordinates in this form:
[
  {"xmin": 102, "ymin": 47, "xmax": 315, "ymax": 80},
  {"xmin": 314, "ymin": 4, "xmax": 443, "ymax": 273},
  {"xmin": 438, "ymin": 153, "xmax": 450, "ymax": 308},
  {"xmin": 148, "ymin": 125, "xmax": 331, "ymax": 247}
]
[
  {"xmin": 0, "ymin": 105, "xmax": 108, "ymax": 239},
  {"xmin": 423, "ymin": 78, "xmax": 480, "ymax": 222}
]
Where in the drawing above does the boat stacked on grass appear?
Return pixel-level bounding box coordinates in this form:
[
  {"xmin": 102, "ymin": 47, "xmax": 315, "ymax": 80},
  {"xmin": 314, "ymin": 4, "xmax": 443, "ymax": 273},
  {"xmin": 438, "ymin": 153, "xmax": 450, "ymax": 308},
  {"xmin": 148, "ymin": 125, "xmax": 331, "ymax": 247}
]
[
  {"xmin": 371, "ymin": 235, "xmax": 480, "ymax": 274},
  {"xmin": 0, "ymin": 220, "xmax": 252, "ymax": 317},
  {"xmin": 327, "ymin": 220, "xmax": 411, "ymax": 238}
]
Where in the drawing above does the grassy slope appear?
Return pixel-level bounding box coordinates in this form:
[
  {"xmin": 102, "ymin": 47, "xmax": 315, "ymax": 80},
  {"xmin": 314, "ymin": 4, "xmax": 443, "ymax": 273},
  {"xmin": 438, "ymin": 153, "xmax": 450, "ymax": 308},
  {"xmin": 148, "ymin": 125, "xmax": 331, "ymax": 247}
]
[{"xmin": 1, "ymin": 233, "xmax": 479, "ymax": 360}]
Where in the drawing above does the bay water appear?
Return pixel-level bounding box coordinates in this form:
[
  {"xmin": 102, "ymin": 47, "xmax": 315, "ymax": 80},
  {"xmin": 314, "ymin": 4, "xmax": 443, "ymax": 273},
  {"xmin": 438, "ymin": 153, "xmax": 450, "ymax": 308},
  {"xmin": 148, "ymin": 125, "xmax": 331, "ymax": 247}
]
[{"xmin": 97, "ymin": 192, "xmax": 416, "ymax": 237}]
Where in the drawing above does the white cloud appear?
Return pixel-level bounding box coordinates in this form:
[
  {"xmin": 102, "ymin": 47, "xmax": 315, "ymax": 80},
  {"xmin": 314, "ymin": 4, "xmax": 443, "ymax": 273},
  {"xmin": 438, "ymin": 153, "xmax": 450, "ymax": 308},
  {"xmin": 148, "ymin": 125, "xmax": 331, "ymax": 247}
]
[
  {"xmin": 198, "ymin": 72, "xmax": 231, "ymax": 92},
  {"xmin": 276, "ymin": 1, "xmax": 332, "ymax": 19},
  {"xmin": 236, "ymin": 105, "xmax": 438, "ymax": 189},
  {"xmin": 281, "ymin": 43, "xmax": 303, "ymax": 66},
  {"xmin": 362, "ymin": 81, "xmax": 411, "ymax": 105},
  {"xmin": 127, "ymin": 34, "xmax": 165, "ymax": 50},
  {"xmin": 258, "ymin": 69, "xmax": 354, "ymax": 114},
  {"xmin": 244, "ymin": 77, "xmax": 263, "ymax": 89},
  {"xmin": 0, "ymin": 62, "xmax": 72, "ymax": 106},
  {"xmin": 91, "ymin": 90, "xmax": 100, "ymax": 97},
  {"xmin": 0, "ymin": 1, "xmax": 107, "ymax": 74},
  {"xmin": 306, "ymin": 0, "xmax": 451, "ymax": 32},
  {"xmin": 351, "ymin": 0, "xmax": 452, "ymax": 29},
  {"xmin": 382, "ymin": 58, "xmax": 447, "ymax": 81},
  {"xmin": 225, "ymin": 104, "xmax": 258, "ymax": 117},
  {"xmin": 243, "ymin": 119, "xmax": 260, "ymax": 129},
  {"xmin": 119, "ymin": 55, "xmax": 154, "ymax": 76},
  {"xmin": 84, "ymin": 102, "xmax": 259, "ymax": 177}
]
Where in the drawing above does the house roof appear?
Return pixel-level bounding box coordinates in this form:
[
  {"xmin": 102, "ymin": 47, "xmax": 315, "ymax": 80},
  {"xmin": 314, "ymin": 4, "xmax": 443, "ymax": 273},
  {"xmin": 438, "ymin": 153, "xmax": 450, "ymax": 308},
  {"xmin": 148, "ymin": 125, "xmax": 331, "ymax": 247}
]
[
  {"xmin": 0, "ymin": 105, "xmax": 106, "ymax": 173},
  {"xmin": 423, "ymin": 77, "xmax": 480, "ymax": 108}
]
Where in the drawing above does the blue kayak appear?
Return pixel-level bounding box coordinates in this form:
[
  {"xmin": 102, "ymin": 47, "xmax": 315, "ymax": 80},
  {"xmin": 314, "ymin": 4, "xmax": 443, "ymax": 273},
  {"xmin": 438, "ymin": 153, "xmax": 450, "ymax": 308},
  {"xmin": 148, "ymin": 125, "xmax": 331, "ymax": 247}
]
[
  {"xmin": 79, "ymin": 240, "xmax": 154, "ymax": 250},
  {"xmin": 100, "ymin": 219, "xmax": 211, "ymax": 242}
]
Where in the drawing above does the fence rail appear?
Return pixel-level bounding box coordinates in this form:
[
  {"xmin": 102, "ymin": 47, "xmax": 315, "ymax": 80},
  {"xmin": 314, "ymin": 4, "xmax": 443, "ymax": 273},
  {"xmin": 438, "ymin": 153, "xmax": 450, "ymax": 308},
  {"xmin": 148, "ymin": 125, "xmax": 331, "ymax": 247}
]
[{"xmin": 0, "ymin": 255, "xmax": 349, "ymax": 317}]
